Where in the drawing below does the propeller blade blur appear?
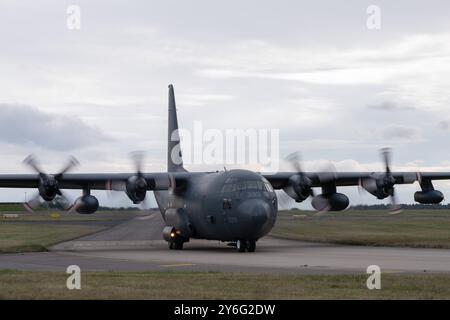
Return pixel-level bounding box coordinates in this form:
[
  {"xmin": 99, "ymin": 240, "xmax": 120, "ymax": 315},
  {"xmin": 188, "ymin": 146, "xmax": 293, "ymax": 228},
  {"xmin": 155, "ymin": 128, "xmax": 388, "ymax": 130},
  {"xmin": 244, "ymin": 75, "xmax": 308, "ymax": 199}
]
[
  {"xmin": 23, "ymin": 192, "xmax": 41, "ymax": 213},
  {"xmin": 130, "ymin": 151, "xmax": 146, "ymax": 175},
  {"xmin": 23, "ymin": 154, "xmax": 43, "ymax": 174},
  {"xmin": 57, "ymin": 156, "xmax": 79, "ymax": 177}
]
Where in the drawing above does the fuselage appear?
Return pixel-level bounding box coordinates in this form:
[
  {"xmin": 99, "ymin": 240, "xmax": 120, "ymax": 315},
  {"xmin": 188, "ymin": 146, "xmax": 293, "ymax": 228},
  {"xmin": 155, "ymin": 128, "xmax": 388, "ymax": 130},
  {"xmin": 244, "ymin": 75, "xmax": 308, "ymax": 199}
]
[{"xmin": 154, "ymin": 169, "xmax": 278, "ymax": 241}]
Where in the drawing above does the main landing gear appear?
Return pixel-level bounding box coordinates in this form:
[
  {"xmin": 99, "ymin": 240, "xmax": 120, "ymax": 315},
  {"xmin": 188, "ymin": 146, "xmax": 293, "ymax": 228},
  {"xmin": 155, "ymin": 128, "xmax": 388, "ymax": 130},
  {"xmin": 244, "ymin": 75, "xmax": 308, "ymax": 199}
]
[{"xmin": 236, "ymin": 239, "xmax": 256, "ymax": 253}]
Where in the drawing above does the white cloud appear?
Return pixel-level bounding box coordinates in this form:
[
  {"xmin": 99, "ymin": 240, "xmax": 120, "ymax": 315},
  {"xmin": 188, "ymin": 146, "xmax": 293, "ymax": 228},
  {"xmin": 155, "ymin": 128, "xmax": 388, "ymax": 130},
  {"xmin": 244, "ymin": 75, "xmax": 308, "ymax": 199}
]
[
  {"xmin": 1, "ymin": 1, "xmax": 450, "ymax": 206},
  {"xmin": 0, "ymin": 104, "xmax": 111, "ymax": 151},
  {"xmin": 177, "ymin": 94, "xmax": 236, "ymax": 107},
  {"xmin": 195, "ymin": 33, "xmax": 450, "ymax": 112},
  {"xmin": 381, "ymin": 125, "xmax": 423, "ymax": 142}
]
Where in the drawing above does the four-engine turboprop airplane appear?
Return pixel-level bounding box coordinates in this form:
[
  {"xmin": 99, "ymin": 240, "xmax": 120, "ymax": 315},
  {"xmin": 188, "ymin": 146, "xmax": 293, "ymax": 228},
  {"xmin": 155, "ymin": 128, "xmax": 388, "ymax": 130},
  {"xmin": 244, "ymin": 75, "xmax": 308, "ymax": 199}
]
[{"xmin": 0, "ymin": 84, "xmax": 449, "ymax": 252}]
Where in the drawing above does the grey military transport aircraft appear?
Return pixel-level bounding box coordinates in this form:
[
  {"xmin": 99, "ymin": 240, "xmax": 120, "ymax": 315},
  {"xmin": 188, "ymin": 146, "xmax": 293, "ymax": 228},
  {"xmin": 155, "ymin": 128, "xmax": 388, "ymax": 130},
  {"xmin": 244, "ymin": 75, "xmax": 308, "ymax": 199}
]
[{"xmin": 0, "ymin": 84, "xmax": 449, "ymax": 252}]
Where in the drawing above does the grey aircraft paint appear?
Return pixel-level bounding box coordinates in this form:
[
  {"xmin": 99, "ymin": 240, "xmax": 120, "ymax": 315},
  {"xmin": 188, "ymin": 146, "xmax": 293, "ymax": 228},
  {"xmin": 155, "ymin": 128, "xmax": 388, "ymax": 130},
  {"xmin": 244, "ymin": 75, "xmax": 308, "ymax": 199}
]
[{"xmin": 154, "ymin": 85, "xmax": 277, "ymax": 250}]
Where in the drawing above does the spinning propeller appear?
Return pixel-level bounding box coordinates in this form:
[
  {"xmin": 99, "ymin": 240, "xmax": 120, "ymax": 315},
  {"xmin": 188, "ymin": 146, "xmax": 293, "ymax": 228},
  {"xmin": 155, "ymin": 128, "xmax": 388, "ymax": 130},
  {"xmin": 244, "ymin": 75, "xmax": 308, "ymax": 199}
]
[
  {"xmin": 23, "ymin": 154, "xmax": 79, "ymax": 213},
  {"xmin": 278, "ymin": 152, "xmax": 337, "ymax": 213},
  {"xmin": 106, "ymin": 151, "xmax": 150, "ymax": 208},
  {"xmin": 359, "ymin": 148, "xmax": 402, "ymax": 214}
]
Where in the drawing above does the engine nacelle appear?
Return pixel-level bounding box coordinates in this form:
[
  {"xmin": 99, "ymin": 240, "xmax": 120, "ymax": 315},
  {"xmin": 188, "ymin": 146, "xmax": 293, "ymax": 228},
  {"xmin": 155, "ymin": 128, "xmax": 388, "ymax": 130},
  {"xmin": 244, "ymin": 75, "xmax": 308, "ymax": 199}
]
[
  {"xmin": 37, "ymin": 176, "xmax": 59, "ymax": 201},
  {"xmin": 126, "ymin": 176, "xmax": 147, "ymax": 204},
  {"xmin": 162, "ymin": 226, "xmax": 178, "ymax": 242},
  {"xmin": 360, "ymin": 176, "xmax": 391, "ymax": 200},
  {"xmin": 74, "ymin": 195, "xmax": 99, "ymax": 214},
  {"xmin": 311, "ymin": 193, "xmax": 349, "ymax": 211},
  {"xmin": 414, "ymin": 190, "xmax": 444, "ymax": 204},
  {"xmin": 164, "ymin": 208, "xmax": 194, "ymax": 238},
  {"xmin": 283, "ymin": 174, "xmax": 312, "ymax": 202}
]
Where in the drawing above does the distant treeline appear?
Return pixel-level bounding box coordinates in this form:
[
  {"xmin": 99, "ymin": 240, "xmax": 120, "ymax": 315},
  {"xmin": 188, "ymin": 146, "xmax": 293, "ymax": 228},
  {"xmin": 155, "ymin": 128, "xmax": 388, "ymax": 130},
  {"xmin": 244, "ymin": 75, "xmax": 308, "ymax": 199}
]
[
  {"xmin": 286, "ymin": 203, "xmax": 450, "ymax": 211},
  {"xmin": 0, "ymin": 202, "xmax": 155, "ymax": 212},
  {"xmin": 97, "ymin": 206, "xmax": 154, "ymax": 211},
  {"xmin": 349, "ymin": 204, "xmax": 450, "ymax": 210}
]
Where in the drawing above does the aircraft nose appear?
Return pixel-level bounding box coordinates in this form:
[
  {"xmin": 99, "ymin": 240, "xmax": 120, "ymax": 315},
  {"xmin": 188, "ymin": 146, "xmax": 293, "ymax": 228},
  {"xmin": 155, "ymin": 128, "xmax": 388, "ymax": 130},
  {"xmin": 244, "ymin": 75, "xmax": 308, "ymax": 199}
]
[{"xmin": 237, "ymin": 199, "xmax": 270, "ymax": 227}]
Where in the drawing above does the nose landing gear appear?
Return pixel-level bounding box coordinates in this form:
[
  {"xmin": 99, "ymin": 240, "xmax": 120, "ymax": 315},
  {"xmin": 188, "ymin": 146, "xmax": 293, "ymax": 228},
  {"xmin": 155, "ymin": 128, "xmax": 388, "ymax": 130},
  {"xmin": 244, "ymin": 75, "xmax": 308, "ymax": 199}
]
[{"xmin": 169, "ymin": 240, "xmax": 184, "ymax": 250}]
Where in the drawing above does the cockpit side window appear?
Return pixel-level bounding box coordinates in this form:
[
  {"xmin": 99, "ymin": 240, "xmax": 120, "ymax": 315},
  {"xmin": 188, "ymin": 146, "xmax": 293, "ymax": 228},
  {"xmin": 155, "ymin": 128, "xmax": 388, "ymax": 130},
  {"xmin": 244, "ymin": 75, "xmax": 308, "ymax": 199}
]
[
  {"xmin": 264, "ymin": 182, "xmax": 274, "ymax": 192},
  {"xmin": 256, "ymin": 181, "xmax": 265, "ymax": 190}
]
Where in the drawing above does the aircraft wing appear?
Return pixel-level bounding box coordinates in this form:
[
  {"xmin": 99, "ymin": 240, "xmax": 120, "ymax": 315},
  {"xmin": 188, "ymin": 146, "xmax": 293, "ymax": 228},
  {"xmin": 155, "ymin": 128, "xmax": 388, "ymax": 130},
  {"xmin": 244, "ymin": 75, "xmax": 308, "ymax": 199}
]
[
  {"xmin": 0, "ymin": 172, "xmax": 185, "ymax": 191},
  {"xmin": 263, "ymin": 171, "xmax": 450, "ymax": 189},
  {"xmin": 263, "ymin": 169, "xmax": 450, "ymax": 211}
]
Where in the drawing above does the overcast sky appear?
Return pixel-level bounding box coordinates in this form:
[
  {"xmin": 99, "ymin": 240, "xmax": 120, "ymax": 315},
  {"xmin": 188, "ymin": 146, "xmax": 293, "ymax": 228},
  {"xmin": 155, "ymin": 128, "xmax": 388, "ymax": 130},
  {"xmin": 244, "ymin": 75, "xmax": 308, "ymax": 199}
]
[{"xmin": 1, "ymin": 0, "xmax": 450, "ymax": 208}]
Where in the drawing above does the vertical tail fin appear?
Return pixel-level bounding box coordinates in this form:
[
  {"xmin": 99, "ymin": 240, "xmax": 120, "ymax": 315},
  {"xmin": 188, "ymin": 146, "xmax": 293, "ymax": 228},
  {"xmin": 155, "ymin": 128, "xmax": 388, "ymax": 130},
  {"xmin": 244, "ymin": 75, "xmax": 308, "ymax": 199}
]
[{"xmin": 167, "ymin": 84, "xmax": 186, "ymax": 172}]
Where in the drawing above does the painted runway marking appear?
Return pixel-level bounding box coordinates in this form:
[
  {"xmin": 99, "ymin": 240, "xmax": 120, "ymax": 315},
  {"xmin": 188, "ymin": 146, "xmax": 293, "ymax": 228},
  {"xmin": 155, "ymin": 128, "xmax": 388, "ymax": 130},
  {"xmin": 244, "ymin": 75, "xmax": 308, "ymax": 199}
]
[
  {"xmin": 136, "ymin": 214, "xmax": 156, "ymax": 220},
  {"xmin": 160, "ymin": 263, "xmax": 196, "ymax": 267}
]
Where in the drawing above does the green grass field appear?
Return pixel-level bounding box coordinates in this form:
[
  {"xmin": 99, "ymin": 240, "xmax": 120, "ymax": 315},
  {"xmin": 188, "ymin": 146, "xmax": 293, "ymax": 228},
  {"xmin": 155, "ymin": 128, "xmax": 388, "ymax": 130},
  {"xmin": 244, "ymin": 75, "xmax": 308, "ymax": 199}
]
[
  {"xmin": 0, "ymin": 270, "xmax": 449, "ymax": 299},
  {"xmin": 0, "ymin": 210, "xmax": 139, "ymax": 253},
  {"xmin": 271, "ymin": 209, "xmax": 450, "ymax": 248},
  {"xmin": 0, "ymin": 203, "xmax": 32, "ymax": 212},
  {"xmin": 0, "ymin": 224, "xmax": 105, "ymax": 253}
]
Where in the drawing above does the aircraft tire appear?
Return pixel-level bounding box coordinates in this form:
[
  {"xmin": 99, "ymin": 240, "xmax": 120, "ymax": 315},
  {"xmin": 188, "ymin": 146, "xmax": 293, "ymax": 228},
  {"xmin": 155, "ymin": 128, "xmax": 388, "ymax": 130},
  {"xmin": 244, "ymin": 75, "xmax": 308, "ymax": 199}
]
[
  {"xmin": 247, "ymin": 240, "xmax": 256, "ymax": 252},
  {"xmin": 236, "ymin": 240, "xmax": 248, "ymax": 252},
  {"xmin": 173, "ymin": 241, "xmax": 184, "ymax": 250}
]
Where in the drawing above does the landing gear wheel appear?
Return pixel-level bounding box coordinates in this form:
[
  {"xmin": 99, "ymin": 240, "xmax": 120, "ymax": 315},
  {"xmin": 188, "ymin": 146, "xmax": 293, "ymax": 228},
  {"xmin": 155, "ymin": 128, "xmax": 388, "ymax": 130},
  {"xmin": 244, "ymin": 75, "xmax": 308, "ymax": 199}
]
[
  {"xmin": 169, "ymin": 241, "xmax": 184, "ymax": 250},
  {"xmin": 236, "ymin": 239, "xmax": 248, "ymax": 252},
  {"xmin": 247, "ymin": 240, "xmax": 256, "ymax": 252},
  {"xmin": 173, "ymin": 241, "xmax": 184, "ymax": 250}
]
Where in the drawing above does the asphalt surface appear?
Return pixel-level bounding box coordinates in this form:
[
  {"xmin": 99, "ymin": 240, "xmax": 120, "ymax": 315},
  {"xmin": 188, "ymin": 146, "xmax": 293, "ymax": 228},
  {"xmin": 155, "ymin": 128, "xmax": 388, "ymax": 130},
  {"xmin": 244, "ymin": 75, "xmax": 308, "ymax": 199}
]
[{"xmin": 1, "ymin": 211, "xmax": 450, "ymax": 274}]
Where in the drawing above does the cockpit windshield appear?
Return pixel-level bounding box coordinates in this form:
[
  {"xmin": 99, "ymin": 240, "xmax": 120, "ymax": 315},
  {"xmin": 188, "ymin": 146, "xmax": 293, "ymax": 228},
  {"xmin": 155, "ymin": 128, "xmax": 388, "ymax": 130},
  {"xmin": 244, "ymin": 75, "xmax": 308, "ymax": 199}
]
[{"xmin": 221, "ymin": 180, "xmax": 273, "ymax": 193}]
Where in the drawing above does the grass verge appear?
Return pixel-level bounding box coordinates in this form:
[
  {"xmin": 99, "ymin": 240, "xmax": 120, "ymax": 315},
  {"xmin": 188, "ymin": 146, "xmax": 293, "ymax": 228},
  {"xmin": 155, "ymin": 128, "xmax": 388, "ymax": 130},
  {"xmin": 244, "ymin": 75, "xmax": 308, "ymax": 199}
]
[
  {"xmin": 0, "ymin": 211, "xmax": 139, "ymax": 253},
  {"xmin": 270, "ymin": 210, "xmax": 450, "ymax": 248},
  {"xmin": 0, "ymin": 270, "xmax": 449, "ymax": 299},
  {"xmin": 0, "ymin": 223, "xmax": 105, "ymax": 253}
]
